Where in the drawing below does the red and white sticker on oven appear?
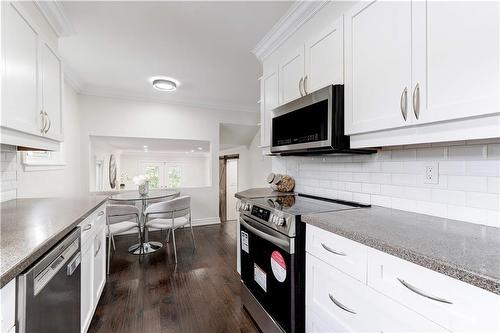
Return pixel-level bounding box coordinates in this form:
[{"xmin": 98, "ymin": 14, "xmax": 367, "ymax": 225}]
[{"xmin": 270, "ymin": 251, "xmax": 287, "ymax": 282}]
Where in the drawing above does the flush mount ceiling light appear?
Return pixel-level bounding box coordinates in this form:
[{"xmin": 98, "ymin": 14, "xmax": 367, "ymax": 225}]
[{"xmin": 151, "ymin": 77, "xmax": 178, "ymax": 92}]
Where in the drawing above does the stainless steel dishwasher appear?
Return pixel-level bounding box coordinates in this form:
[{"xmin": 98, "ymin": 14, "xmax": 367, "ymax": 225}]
[{"xmin": 17, "ymin": 228, "xmax": 81, "ymax": 333}]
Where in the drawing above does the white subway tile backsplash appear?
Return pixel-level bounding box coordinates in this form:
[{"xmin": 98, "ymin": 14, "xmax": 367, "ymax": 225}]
[
  {"xmin": 488, "ymin": 177, "xmax": 500, "ymax": 193},
  {"xmin": 466, "ymin": 160, "xmax": 500, "ymax": 176},
  {"xmin": 416, "ymin": 147, "xmax": 447, "ymax": 160},
  {"xmin": 274, "ymin": 140, "xmax": 500, "ymax": 227},
  {"xmin": 487, "ymin": 144, "xmax": 500, "ymax": 159},
  {"xmin": 448, "ymin": 145, "xmax": 486, "ymax": 160},
  {"xmin": 466, "ymin": 192, "xmax": 500, "ymax": 210},
  {"xmin": 0, "ymin": 145, "xmax": 17, "ymax": 202},
  {"xmin": 448, "ymin": 175, "xmax": 488, "ymax": 192}
]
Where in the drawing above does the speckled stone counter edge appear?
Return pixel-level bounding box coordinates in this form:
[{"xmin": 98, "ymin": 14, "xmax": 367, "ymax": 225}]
[
  {"xmin": 0, "ymin": 197, "xmax": 109, "ymax": 288},
  {"xmin": 302, "ymin": 215, "xmax": 500, "ymax": 296}
]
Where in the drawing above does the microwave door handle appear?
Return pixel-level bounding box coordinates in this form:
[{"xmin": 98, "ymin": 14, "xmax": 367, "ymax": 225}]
[{"xmin": 240, "ymin": 218, "xmax": 289, "ymax": 249}]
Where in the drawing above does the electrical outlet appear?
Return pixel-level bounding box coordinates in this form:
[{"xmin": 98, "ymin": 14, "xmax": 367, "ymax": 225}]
[{"xmin": 424, "ymin": 162, "xmax": 439, "ymax": 184}]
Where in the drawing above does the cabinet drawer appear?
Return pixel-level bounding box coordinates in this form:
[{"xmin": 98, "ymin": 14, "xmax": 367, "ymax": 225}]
[
  {"xmin": 306, "ymin": 224, "xmax": 367, "ymax": 283},
  {"xmin": 367, "ymin": 249, "xmax": 500, "ymax": 332},
  {"xmin": 79, "ymin": 204, "xmax": 106, "ymax": 245},
  {"xmin": 306, "ymin": 253, "xmax": 446, "ymax": 333}
]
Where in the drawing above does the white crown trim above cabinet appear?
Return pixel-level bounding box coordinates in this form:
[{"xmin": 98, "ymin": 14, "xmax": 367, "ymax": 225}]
[{"xmin": 1, "ymin": 1, "xmax": 63, "ymax": 151}]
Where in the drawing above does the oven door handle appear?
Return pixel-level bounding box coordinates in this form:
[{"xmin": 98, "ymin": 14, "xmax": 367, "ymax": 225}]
[{"xmin": 240, "ymin": 218, "xmax": 290, "ymax": 250}]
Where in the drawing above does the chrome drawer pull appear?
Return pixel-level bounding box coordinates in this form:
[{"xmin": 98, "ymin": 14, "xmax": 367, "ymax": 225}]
[
  {"xmin": 321, "ymin": 243, "xmax": 346, "ymax": 256},
  {"xmin": 400, "ymin": 87, "xmax": 408, "ymax": 121},
  {"xmin": 412, "ymin": 83, "xmax": 420, "ymax": 120},
  {"xmin": 397, "ymin": 278, "xmax": 452, "ymax": 304},
  {"xmin": 329, "ymin": 293, "xmax": 356, "ymax": 314},
  {"xmin": 82, "ymin": 224, "xmax": 92, "ymax": 231}
]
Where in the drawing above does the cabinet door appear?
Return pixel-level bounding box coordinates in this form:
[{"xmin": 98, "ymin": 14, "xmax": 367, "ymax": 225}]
[
  {"xmin": 93, "ymin": 226, "xmax": 106, "ymax": 303},
  {"xmin": 279, "ymin": 47, "xmax": 305, "ymax": 104},
  {"xmin": 411, "ymin": 1, "xmax": 500, "ymax": 125},
  {"xmin": 40, "ymin": 42, "xmax": 63, "ymax": 141},
  {"xmin": 260, "ymin": 69, "xmax": 279, "ymax": 148},
  {"xmin": 345, "ymin": 1, "xmax": 412, "ymax": 135},
  {"xmin": 81, "ymin": 240, "xmax": 94, "ymax": 333},
  {"xmin": 305, "ymin": 16, "xmax": 344, "ymax": 93},
  {"xmin": 2, "ymin": 2, "xmax": 41, "ymax": 135}
]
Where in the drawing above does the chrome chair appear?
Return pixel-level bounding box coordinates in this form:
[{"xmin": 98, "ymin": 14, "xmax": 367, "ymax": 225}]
[
  {"xmin": 144, "ymin": 196, "xmax": 194, "ymax": 263},
  {"xmin": 105, "ymin": 204, "xmax": 141, "ymax": 275}
]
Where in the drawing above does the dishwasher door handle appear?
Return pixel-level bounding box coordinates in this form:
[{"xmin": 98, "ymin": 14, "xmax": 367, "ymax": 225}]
[{"xmin": 67, "ymin": 253, "xmax": 81, "ymax": 276}]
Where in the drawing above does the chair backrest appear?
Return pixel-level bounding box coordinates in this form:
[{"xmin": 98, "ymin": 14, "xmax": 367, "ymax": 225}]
[
  {"xmin": 145, "ymin": 196, "xmax": 190, "ymax": 219},
  {"xmin": 106, "ymin": 204, "xmax": 140, "ymax": 224},
  {"xmin": 146, "ymin": 192, "xmax": 180, "ymax": 205}
]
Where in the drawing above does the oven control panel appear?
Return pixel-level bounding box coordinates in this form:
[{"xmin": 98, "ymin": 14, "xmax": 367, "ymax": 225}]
[{"xmin": 251, "ymin": 206, "xmax": 271, "ymax": 222}]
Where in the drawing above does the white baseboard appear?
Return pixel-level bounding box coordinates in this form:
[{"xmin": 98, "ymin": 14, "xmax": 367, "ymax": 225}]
[{"xmin": 112, "ymin": 216, "xmax": 221, "ymax": 236}]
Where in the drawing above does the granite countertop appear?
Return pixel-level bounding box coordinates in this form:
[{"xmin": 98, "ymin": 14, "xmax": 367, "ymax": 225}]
[
  {"xmin": 302, "ymin": 206, "xmax": 500, "ymax": 295},
  {"xmin": 0, "ymin": 195, "xmax": 109, "ymax": 288},
  {"xmin": 235, "ymin": 188, "xmax": 294, "ymax": 199}
]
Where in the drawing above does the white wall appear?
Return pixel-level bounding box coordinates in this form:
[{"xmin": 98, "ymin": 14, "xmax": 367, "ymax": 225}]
[
  {"xmin": 273, "ymin": 140, "xmax": 500, "ymax": 228},
  {"xmin": 219, "ymin": 130, "xmax": 272, "ymax": 191},
  {"xmin": 79, "ymin": 94, "xmax": 259, "ymax": 223},
  {"xmin": 16, "ymin": 83, "xmax": 84, "ymax": 198}
]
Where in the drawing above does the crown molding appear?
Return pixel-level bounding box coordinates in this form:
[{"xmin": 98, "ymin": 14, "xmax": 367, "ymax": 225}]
[
  {"xmin": 252, "ymin": 0, "xmax": 329, "ymax": 62},
  {"xmin": 78, "ymin": 88, "xmax": 259, "ymax": 114},
  {"xmin": 35, "ymin": 1, "xmax": 75, "ymax": 37}
]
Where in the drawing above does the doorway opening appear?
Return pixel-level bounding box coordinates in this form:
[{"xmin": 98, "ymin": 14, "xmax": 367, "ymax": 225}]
[{"xmin": 219, "ymin": 154, "xmax": 239, "ymax": 222}]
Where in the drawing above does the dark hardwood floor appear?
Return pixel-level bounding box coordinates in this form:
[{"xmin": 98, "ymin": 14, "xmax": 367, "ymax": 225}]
[{"xmin": 89, "ymin": 222, "xmax": 259, "ymax": 333}]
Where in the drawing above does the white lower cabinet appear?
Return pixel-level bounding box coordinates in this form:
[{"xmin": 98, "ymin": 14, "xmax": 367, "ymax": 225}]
[
  {"xmin": 0, "ymin": 279, "xmax": 16, "ymax": 333},
  {"xmin": 305, "ymin": 224, "xmax": 500, "ymax": 332},
  {"xmin": 81, "ymin": 238, "xmax": 94, "ymax": 333},
  {"xmin": 79, "ymin": 204, "xmax": 107, "ymax": 333},
  {"xmin": 306, "ymin": 253, "xmax": 446, "ymax": 333}
]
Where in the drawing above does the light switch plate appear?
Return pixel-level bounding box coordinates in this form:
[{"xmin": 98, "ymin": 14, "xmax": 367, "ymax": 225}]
[{"xmin": 424, "ymin": 162, "xmax": 439, "ymax": 184}]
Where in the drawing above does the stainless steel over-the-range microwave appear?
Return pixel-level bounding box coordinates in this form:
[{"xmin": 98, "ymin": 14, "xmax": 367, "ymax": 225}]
[{"xmin": 270, "ymin": 85, "xmax": 374, "ymax": 155}]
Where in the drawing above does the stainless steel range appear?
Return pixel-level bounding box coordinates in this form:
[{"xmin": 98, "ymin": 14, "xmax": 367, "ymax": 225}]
[{"xmin": 238, "ymin": 193, "xmax": 368, "ymax": 333}]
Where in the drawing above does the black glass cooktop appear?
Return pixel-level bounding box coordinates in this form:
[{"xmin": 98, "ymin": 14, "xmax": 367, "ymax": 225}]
[{"xmin": 250, "ymin": 194, "xmax": 368, "ymax": 216}]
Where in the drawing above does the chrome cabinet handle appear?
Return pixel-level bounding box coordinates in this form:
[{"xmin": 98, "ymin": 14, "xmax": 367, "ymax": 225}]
[
  {"xmin": 299, "ymin": 77, "xmax": 304, "ymax": 96},
  {"xmin": 412, "ymin": 83, "xmax": 420, "ymax": 120},
  {"xmin": 44, "ymin": 112, "xmax": 51, "ymax": 134},
  {"xmin": 303, "ymin": 75, "xmax": 309, "ymax": 95},
  {"xmin": 94, "ymin": 238, "xmax": 101, "ymax": 257},
  {"xmin": 40, "ymin": 110, "xmax": 46, "ymax": 133},
  {"xmin": 82, "ymin": 224, "xmax": 92, "ymax": 231},
  {"xmin": 329, "ymin": 293, "xmax": 356, "ymax": 314},
  {"xmin": 400, "ymin": 87, "xmax": 408, "ymax": 121},
  {"xmin": 397, "ymin": 278, "xmax": 452, "ymax": 304},
  {"xmin": 321, "ymin": 243, "xmax": 346, "ymax": 256}
]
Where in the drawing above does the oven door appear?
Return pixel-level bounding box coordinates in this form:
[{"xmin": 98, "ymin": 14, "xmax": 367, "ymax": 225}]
[{"xmin": 240, "ymin": 214, "xmax": 295, "ymax": 332}]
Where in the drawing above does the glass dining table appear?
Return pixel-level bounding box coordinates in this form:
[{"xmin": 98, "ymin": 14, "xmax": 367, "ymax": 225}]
[{"xmin": 109, "ymin": 189, "xmax": 180, "ymax": 255}]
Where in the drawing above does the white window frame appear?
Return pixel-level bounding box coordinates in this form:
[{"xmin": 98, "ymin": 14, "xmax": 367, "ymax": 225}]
[
  {"xmin": 22, "ymin": 145, "xmax": 65, "ymax": 171},
  {"xmin": 140, "ymin": 161, "xmax": 185, "ymax": 189}
]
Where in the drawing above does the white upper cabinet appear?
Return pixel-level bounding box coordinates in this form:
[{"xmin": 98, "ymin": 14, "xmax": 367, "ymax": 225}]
[
  {"xmin": 305, "ymin": 16, "xmax": 344, "ymax": 93},
  {"xmin": 1, "ymin": 1, "xmax": 63, "ymax": 150},
  {"xmin": 345, "ymin": 0, "xmax": 412, "ymax": 135},
  {"xmin": 411, "ymin": 1, "xmax": 500, "ymax": 125},
  {"xmin": 279, "ymin": 47, "xmax": 305, "ymax": 105},
  {"xmin": 260, "ymin": 69, "xmax": 279, "ymax": 148},
  {"xmin": 40, "ymin": 42, "xmax": 63, "ymax": 141},
  {"xmin": 2, "ymin": 2, "xmax": 41, "ymax": 136},
  {"xmin": 345, "ymin": 0, "xmax": 500, "ymax": 140}
]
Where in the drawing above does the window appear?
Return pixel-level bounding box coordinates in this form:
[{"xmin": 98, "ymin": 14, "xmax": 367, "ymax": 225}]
[
  {"xmin": 22, "ymin": 146, "xmax": 65, "ymax": 171},
  {"xmin": 140, "ymin": 162, "xmax": 183, "ymax": 189}
]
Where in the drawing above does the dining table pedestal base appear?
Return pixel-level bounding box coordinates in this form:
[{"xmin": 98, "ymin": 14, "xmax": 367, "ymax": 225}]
[{"xmin": 128, "ymin": 241, "xmax": 163, "ymax": 255}]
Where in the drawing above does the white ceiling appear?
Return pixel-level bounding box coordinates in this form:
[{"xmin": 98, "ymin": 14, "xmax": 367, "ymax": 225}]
[
  {"xmin": 59, "ymin": 1, "xmax": 292, "ymax": 112},
  {"xmin": 90, "ymin": 135, "xmax": 211, "ymax": 153}
]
